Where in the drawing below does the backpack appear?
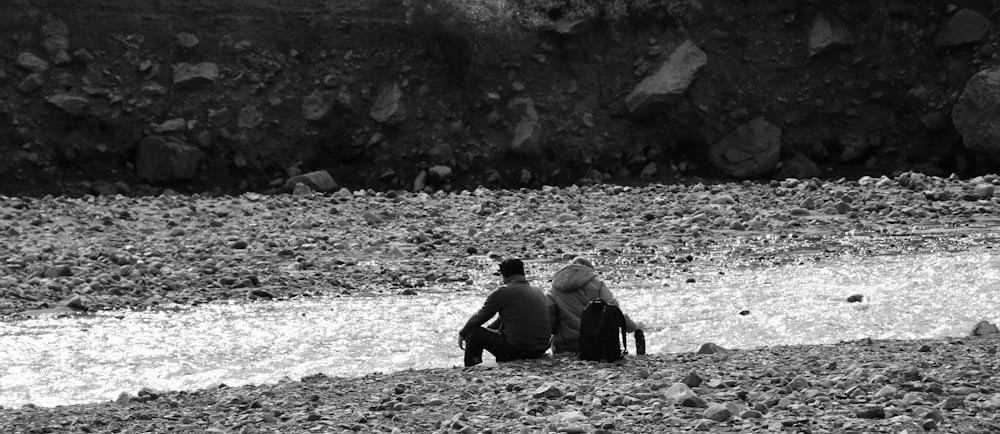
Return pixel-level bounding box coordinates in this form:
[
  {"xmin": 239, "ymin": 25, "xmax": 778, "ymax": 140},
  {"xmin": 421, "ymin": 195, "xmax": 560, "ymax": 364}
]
[{"xmin": 578, "ymin": 299, "xmax": 628, "ymax": 362}]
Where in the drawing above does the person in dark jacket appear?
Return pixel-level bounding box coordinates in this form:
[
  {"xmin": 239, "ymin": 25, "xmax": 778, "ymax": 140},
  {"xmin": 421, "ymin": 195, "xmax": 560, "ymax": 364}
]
[
  {"xmin": 547, "ymin": 257, "xmax": 640, "ymax": 354},
  {"xmin": 459, "ymin": 258, "xmax": 551, "ymax": 367}
]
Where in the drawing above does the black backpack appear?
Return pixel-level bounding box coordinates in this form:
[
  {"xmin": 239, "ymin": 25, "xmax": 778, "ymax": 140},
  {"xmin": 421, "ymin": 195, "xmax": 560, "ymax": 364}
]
[{"xmin": 578, "ymin": 299, "xmax": 628, "ymax": 362}]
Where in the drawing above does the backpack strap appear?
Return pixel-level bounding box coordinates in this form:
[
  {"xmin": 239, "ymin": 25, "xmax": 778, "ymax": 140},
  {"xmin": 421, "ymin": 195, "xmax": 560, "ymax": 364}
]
[{"xmin": 617, "ymin": 306, "xmax": 628, "ymax": 355}]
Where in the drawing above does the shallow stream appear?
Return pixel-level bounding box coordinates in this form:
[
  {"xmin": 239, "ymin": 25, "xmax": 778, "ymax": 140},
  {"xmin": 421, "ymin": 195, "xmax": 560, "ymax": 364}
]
[{"xmin": 2, "ymin": 247, "xmax": 999, "ymax": 407}]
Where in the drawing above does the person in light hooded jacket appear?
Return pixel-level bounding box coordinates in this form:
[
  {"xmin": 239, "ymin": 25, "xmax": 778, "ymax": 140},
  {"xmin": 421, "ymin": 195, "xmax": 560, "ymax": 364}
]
[{"xmin": 546, "ymin": 257, "xmax": 640, "ymax": 354}]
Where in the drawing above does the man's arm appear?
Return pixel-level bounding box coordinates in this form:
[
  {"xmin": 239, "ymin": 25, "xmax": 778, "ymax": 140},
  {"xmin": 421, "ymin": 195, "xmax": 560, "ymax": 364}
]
[{"xmin": 459, "ymin": 289, "xmax": 502, "ymax": 337}]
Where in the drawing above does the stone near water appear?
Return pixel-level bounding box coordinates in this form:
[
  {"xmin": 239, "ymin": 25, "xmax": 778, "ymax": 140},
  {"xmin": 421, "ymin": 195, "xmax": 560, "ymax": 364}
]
[
  {"xmin": 697, "ymin": 342, "xmax": 729, "ymax": 354},
  {"xmin": 846, "ymin": 294, "xmax": 864, "ymax": 303},
  {"xmin": 702, "ymin": 404, "xmax": 732, "ymax": 422},
  {"xmin": 284, "ymin": 170, "xmax": 337, "ymax": 192},
  {"xmin": 970, "ymin": 320, "xmax": 999, "ymax": 336},
  {"xmin": 43, "ymin": 265, "xmax": 72, "ymax": 278}
]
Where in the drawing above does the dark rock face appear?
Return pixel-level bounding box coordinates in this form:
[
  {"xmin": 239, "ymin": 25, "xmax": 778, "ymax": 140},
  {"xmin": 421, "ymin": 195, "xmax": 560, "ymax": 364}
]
[{"xmin": 0, "ymin": 1, "xmax": 997, "ymax": 195}]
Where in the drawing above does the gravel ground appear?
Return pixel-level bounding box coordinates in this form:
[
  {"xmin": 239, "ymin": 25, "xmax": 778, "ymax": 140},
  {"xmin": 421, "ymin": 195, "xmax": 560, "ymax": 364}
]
[{"xmin": 3, "ymin": 172, "xmax": 1000, "ymax": 432}]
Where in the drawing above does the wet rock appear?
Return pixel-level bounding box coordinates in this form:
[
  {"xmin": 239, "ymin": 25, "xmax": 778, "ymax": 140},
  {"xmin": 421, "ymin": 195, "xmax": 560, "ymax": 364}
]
[
  {"xmin": 285, "ymin": 170, "xmax": 338, "ymax": 192},
  {"xmin": 43, "ymin": 265, "xmax": 72, "ymax": 278},
  {"xmin": 856, "ymin": 405, "xmax": 885, "ymax": 419},
  {"xmin": 370, "ymin": 82, "xmax": 406, "ymax": 125},
  {"xmin": 16, "ymin": 52, "xmax": 50, "ymax": 72},
  {"xmin": 681, "ymin": 370, "xmax": 703, "ymax": 387},
  {"xmin": 46, "ymin": 94, "xmax": 89, "ymax": 116},
  {"xmin": 172, "ymin": 62, "xmax": 219, "ymax": 88},
  {"xmin": 533, "ymin": 384, "xmax": 563, "ymax": 399},
  {"xmin": 847, "ymin": 294, "xmax": 864, "ymax": 303},
  {"xmin": 508, "ymin": 97, "xmax": 544, "ymax": 156},
  {"xmin": 708, "ymin": 118, "xmax": 781, "ymax": 179},
  {"xmin": 136, "ymin": 136, "xmax": 205, "ymax": 182},
  {"xmin": 970, "ymin": 320, "xmax": 999, "ymax": 336},
  {"xmin": 808, "ymin": 11, "xmax": 853, "ymax": 57},
  {"xmin": 697, "ymin": 342, "xmax": 730, "ymax": 354},
  {"xmin": 953, "ymin": 66, "xmax": 1000, "ymax": 156},
  {"xmin": 60, "ymin": 294, "xmax": 86, "ymax": 310},
  {"xmin": 973, "ymin": 184, "xmax": 995, "ymax": 199},
  {"xmin": 934, "ymin": 9, "xmax": 990, "ymax": 50},
  {"xmin": 664, "ymin": 383, "xmax": 706, "ymax": 407},
  {"xmin": 249, "ymin": 289, "xmax": 275, "ymax": 299},
  {"xmin": 625, "ymin": 40, "xmax": 707, "ymax": 117},
  {"xmin": 702, "ymin": 404, "xmax": 732, "ymax": 422}
]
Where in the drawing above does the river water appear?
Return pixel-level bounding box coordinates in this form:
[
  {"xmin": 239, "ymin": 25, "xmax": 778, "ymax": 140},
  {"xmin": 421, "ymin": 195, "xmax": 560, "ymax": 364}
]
[{"xmin": 2, "ymin": 247, "xmax": 999, "ymax": 407}]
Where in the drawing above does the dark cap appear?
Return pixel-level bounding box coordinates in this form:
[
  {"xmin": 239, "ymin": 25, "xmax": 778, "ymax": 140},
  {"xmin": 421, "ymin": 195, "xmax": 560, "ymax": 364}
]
[{"xmin": 499, "ymin": 258, "xmax": 525, "ymax": 278}]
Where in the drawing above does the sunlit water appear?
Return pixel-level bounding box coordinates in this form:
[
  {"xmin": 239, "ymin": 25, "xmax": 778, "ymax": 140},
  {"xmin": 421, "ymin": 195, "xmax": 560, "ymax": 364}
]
[{"xmin": 2, "ymin": 250, "xmax": 999, "ymax": 407}]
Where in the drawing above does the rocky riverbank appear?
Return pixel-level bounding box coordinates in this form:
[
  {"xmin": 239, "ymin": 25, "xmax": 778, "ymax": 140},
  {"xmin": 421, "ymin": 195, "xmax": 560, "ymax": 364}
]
[
  {"xmin": 2, "ymin": 337, "xmax": 1000, "ymax": 433},
  {"xmin": 3, "ymin": 171, "xmax": 1000, "ymax": 318},
  {"xmin": 3, "ymin": 173, "xmax": 1000, "ymax": 432}
]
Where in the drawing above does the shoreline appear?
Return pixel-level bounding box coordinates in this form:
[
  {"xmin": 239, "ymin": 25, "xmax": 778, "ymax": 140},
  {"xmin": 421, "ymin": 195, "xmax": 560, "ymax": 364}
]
[{"xmin": 3, "ymin": 336, "xmax": 1000, "ymax": 433}]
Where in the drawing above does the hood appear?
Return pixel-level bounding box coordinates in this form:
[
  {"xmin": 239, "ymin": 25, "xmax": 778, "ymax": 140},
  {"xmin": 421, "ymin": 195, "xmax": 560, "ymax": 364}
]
[{"xmin": 551, "ymin": 264, "xmax": 597, "ymax": 293}]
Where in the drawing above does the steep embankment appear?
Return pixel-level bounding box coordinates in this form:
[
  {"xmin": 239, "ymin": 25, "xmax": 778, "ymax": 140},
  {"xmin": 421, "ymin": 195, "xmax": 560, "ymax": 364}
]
[{"xmin": 0, "ymin": 0, "xmax": 997, "ymax": 196}]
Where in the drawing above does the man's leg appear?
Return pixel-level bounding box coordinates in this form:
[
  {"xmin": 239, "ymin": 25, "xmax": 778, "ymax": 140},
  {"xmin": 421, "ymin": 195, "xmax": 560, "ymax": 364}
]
[{"xmin": 464, "ymin": 327, "xmax": 513, "ymax": 366}]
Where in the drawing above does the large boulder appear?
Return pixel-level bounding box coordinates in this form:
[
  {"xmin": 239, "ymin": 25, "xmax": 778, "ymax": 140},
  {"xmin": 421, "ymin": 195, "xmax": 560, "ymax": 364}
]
[
  {"xmin": 934, "ymin": 9, "xmax": 990, "ymax": 50},
  {"xmin": 172, "ymin": 62, "xmax": 219, "ymax": 88},
  {"xmin": 953, "ymin": 67, "xmax": 1000, "ymax": 156},
  {"xmin": 284, "ymin": 170, "xmax": 338, "ymax": 192},
  {"xmin": 508, "ymin": 97, "xmax": 544, "ymax": 156},
  {"xmin": 47, "ymin": 93, "xmax": 89, "ymax": 116},
  {"xmin": 370, "ymin": 82, "xmax": 406, "ymax": 125},
  {"xmin": 808, "ymin": 12, "xmax": 853, "ymax": 57},
  {"xmin": 136, "ymin": 136, "xmax": 205, "ymax": 182},
  {"xmin": 625, "ymin": 40, "xmax": 706, "ymax": 117},
  {"xmin": 708, "ymin": 118, "xmax": 782, "ymax": 179},
  {"xmin": 16, "ymin": 52, "xmax": 50, "ymax": 73}
]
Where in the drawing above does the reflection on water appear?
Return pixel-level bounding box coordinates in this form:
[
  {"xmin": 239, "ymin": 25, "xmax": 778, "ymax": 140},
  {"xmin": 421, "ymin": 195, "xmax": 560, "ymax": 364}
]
[{"xmin": 1, "ymin": 250, "xmax": 999, "ymax": 407}]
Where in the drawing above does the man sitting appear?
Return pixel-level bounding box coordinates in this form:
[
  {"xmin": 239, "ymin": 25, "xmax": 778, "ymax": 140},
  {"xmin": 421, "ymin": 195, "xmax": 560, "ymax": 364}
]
[{"xmin": 458, "ymin": 259, "xmax": 551, "ymax": 367}]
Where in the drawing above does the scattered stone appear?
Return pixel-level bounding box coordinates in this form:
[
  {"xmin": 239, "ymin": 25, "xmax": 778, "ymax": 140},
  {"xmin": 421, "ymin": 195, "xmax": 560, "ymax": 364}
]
[
  {"xmin": 172, "ymin": 62, "xmax": 219, "ymax": 88},
  {"xmin": 301, "ymin": 90, "xmax": 335, "ymax": 121},
  {"xmin": 697, "ymin": 343, "xmax": 729, "ymax": 355},
  {"xmin": 176, "ymin": 32, "xmax": 200, "ymax": 48},
  {"xmin": 43, "ymin": 265, "xmax": 72, "ymax": 278},
  {"xmin": 136, "ymin": 136, "xmax": 205, "ymax": 182},
  {"xmin": 808, "ymin": 11, "xmax": 853, "ymax": 57},
  {"xmin": 708, "ymin": 118, "xmax": 781, "ymax": 179},
  {"xmin": 970, "ymin": 320, "xmax": 999, "ymax": 336},
  {"xmin": 508, "ymin": 97, "xmax": 544, "ymax": 156},
  {"xmin": 284, "ymin": 170, "xmax": 338, "ymax": 192},
  {"xmin": 625, "ymin": 39, "xmax": 706, "ymax": 117},
  {"xmin": 934, "ymin": 9, "xmax": 990, "ymax": 49},
  {"xmin": 46, "ymin": 94, "xmax": 89, "ymax": 116},
  {"xmin": 370, "ymin": 82, "xmax": 406, "ymax": 125},
  {"xmin": 18, "ymin": 73, "xmax": 44, "ymax": 93},
  {"xmin": 16, "ymin": 52, "xmax": 50, "ymax": 72},
  {"xmin": 702, "ymin": 404, "xmax": 732, "ymax": 422}
]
